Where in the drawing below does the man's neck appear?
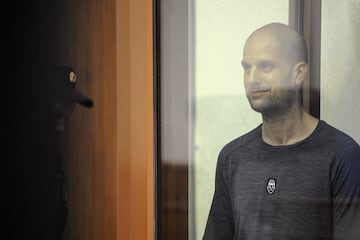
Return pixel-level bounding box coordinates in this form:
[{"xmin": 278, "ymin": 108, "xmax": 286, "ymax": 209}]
[{"xmin": 261, "ymin": 107, "xmax": 319, "ymax": 146}]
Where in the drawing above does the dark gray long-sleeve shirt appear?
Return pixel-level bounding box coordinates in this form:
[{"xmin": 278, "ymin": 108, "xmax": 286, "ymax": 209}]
[{"xmin": 203, "ymin": 120, "xmax": 360, "ymax": 240}]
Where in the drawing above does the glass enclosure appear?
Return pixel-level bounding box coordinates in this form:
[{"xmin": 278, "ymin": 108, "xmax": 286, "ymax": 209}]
[{"xmin": 157, "ymin": 0, "xmax": 360, "ymax": 239}]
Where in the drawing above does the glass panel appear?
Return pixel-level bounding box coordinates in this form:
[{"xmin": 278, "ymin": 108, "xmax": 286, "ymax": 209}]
[
  {"xmin": 192, "ymin": 1, "xmax": 289, "ymax": 239},
  {"xmin": 320, "ymin": 0, "xmax": 360, "ymax": 143},
  {"xmin": 158, "ymin": 0, "xmax": 289, "ymax": 239},
  {"xmin": 159, "ymin": 1, "xmax": 189, "ymax": 239}
]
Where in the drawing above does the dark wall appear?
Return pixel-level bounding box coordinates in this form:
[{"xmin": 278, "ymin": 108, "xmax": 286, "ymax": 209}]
[{"xmin": 5, "ymin": 2, "xmax": 67, "ymax": 239}]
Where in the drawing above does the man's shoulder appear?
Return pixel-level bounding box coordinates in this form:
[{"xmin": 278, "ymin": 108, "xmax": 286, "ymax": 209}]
[
  {"xmin": 318, "ymin": 121, "xmax": 360, "ymax": 169},
  {"xmin": 219, "ymin": 124, "xmax": 262, "ymax": 157},
  {"xmin": 320, "ymin": 120, "xmax": 359, "ymax": 149},
  {"xmin": 321, "ymin": 121, "xmax": 360, "ymax": 188}
]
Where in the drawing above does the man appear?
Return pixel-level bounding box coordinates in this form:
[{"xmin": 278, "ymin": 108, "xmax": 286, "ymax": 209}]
[
  {"xmin": 8, "ymin": 66, "xmax": 93, "ymax": 240},
  {"xmin": 203, "ymin": 23, "xmax": 360, "ymax": 239}
]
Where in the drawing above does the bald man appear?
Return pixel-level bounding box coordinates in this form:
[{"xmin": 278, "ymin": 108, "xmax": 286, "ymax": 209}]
[{"xmin": 203, "ymin": 23, "xmax": 360, "ymax": 239}]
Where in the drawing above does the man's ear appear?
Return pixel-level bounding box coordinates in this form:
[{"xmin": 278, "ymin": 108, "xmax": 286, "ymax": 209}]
[{"xmin": 293, "ymin": 61, "xmax": 308, "ymax": 86}]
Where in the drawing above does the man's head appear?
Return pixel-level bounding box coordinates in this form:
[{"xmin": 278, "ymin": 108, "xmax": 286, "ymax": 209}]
[{"xmin": 241, "ymin": 23, "xmax": 308, "ymax": 115}]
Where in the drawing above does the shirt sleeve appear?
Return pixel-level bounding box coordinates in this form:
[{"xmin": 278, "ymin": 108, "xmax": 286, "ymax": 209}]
[
  {"xmin": 332, "ymin": 147, "xmax": 360, "ymax": 240},
  {"xmin": 203, "ymin": 150, "xmax": 234, "ymax": 240}
]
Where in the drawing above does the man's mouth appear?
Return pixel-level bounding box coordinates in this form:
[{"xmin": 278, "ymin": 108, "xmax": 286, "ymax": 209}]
[
  {"xmin": 252, "ymin": 89, "xmax": 269, "ymax": 93},
  {"xmin": 249, "ymin": 89, "xmax": 270, "ymax": 95}
]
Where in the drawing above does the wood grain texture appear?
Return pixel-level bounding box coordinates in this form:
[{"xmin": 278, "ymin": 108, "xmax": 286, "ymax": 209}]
[{"xmin": 57, "ymin": 0, "xmax": 154, "ymax": 239}]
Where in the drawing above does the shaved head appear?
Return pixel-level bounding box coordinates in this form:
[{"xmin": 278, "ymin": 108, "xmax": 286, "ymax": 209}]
[
  {"xmin": 241, "ymin": 23, "xmax": 309, "ymax": 114},
  {"xmin": 245, "ymin": 23, "xmax": 308, "ymax": 64}
]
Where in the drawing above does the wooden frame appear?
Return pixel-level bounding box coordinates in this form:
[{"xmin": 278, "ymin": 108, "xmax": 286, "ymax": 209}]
[{"xmin": 59, "ymin": 0, "xmax": 154, "ymax": 239}]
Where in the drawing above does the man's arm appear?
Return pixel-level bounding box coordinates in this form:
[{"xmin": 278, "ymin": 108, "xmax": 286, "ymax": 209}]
[
  {"xmin": 203, "ymin": 151, "xmax": 234, "ymax": 240},
  {"xmin": 332, "ymin": 147, "xmax": 360, "ymax": 240}
]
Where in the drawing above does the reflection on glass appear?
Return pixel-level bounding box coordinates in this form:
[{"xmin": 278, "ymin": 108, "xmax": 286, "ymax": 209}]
[
  {"xmin": 159, "ymin": 0, "xmax": 190, "ymax": 239},
  {"xmin": 159, "ymin": 1, "xmax": 360, "ymax": 239},
  {"xmin": 192, "ymin": 1, "xmax": 289, "ymax": 238},
  {"xmin": 159, "ymin": 0, "xmax": 290, "ymax": 239}
]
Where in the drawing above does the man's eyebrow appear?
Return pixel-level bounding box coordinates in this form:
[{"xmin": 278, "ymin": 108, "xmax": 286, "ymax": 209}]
[{"xmin": 258, "ymin": 60, "xmax": 275, "ymax": 65}]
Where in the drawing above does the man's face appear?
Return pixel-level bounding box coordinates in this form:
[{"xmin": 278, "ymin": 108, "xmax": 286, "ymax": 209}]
[{"xmin": 241, "ymin": 33, "xmax": 297, "ymax": 114}]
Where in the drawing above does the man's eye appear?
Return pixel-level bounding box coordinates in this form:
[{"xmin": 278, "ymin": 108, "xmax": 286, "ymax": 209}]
[{"xmin": 259, "ymin": 63, "xmax": 274, "ymax": 72}]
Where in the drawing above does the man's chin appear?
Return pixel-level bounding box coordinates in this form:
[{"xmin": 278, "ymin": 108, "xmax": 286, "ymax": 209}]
[{"xmin": 248, "ymin": 102, "xmax": 270, "ymax": 113}]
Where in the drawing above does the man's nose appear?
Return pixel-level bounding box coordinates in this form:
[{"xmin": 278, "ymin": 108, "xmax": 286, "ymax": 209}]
[{"xmin": 247, "ymin": 67, "xmax": 259, "ymax": 83}]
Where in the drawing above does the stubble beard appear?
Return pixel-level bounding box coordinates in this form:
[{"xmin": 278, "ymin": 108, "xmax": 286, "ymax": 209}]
[{"xmin": 247, "ymin": 90, "xmax": 297, "ymax": 117}]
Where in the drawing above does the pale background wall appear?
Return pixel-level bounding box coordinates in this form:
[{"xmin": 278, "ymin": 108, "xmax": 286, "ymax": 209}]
[
  {"xmin": 321, "ymin": 0, "xmax": 360, "ymax": 143},
  {"xmin": 192, "ymin": 0, "xmax": 289, "ymax": 238}
]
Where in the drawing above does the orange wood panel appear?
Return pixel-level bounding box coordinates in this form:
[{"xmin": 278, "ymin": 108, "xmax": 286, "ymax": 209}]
[
  {"xmin": 117, "ymin": 0, "xmax": 154, "ymax": 239},
  {"xmin": 128, "ymin": 0, "xmax": 154, "ymax": 239},
  {"xmin": 117, "ymin": 1, "xmax": 131, "ymax": 239},
  {"xmin": 58, "ymin": 0, "xmax": 154, "ymax": 239}
]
